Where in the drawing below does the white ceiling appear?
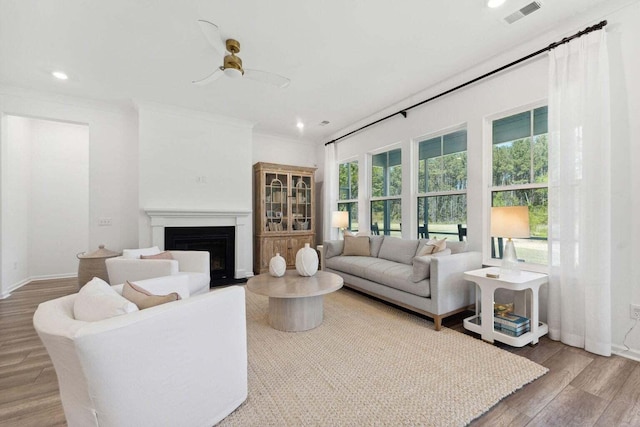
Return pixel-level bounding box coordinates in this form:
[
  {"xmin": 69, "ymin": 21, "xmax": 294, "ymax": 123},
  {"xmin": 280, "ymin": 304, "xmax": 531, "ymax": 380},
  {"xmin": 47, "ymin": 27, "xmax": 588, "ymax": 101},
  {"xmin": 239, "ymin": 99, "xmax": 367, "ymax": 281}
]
[{"xmin": 0, "ymin": 0, "xmax": 620, "ymax": 143}]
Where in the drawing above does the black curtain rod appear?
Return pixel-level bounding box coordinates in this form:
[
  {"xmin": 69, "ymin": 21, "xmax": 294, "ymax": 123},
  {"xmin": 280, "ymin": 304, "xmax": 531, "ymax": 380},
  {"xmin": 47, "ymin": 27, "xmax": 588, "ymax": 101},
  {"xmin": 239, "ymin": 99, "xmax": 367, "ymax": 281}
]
[{"xmin": 325, "ymin": 19, "xmax": 607, "ymax": 146}]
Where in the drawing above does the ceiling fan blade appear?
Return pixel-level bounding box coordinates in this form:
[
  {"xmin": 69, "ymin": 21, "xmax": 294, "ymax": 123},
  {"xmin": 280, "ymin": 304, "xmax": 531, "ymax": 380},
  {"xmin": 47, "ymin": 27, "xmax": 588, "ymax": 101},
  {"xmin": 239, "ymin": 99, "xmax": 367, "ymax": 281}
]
[
  {"xmin": 244, "ymin": 69, "xmax": 291, "ymax": 88},
  {"xmin": 197, "ymin": 20, "xmax": 226, "ymax": 57},
  {"xmin": 192, "ymin": 67, "xmax": 224, "ymax": 85}
]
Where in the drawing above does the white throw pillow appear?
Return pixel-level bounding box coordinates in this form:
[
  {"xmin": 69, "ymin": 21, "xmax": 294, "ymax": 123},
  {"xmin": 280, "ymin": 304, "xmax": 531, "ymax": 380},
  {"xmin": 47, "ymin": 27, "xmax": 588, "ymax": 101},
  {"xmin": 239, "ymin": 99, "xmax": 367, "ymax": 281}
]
[
  {"xmin": 74, "ymin": 277, "xmax": 139, "ymax": 321},
  {"xmin": 122, "ymin": 246, "xmax": 161, "ymax": 259}
]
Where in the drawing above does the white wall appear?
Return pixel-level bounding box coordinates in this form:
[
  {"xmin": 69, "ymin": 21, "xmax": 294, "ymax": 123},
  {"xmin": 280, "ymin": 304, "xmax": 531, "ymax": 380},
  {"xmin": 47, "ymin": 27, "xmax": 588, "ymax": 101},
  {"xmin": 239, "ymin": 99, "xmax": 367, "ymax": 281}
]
[
  {"xmin": 0, "ymin": 86, "xmax": 139, "ymax": 296},
  {"xmin": 2, "ymin": 116, "xmax": 31, "ymax": 291},
  {"xmin": 321, "ymin": 4, "xmax": 640, "ymax": 358},
  {"xmin": 252, "ymin": 132, "xmax": 319, "ymax": 169},
  {"xmin": 28, "ymin": 118, "xmax": 89, "ymax": 278},
  {"xmin": 2, "ymin": 116, "xmax": 89, "ymax": 292},
  {"xmin": 137, "ymin": 102, "xmax": 254, "ymax": 246}
]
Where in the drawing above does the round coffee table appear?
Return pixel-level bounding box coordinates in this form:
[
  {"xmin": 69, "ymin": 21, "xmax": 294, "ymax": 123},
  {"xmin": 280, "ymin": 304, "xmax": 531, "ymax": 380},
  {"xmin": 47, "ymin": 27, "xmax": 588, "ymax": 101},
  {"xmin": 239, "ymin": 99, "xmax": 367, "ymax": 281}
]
[{"xmin": 247, "ymin": 270, "xmax": 343, "ymax": 332}]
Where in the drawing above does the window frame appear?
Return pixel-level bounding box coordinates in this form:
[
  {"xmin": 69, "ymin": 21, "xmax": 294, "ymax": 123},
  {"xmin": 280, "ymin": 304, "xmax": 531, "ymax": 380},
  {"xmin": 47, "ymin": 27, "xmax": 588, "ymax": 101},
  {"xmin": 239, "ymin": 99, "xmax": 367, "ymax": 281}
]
[
  {"xmin": 486, "ymin": 102, "xmax": 549, "ymax": 272},
  {"xmin": 415, "ymin": 125, "xmax": 468, "ymax": 240},
  {"xmin": 338, "ymin": 159, "xmax": 359, "ymax": 231},
  {"xmin": 369, "ymin": 145, "xmax": 402, "ymax": 236}
]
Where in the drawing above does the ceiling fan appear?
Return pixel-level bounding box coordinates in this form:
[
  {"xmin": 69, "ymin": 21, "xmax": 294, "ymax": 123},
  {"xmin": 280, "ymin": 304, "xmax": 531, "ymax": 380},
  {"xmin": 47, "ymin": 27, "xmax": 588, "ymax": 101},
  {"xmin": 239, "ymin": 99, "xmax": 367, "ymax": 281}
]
[{"xmin": 193, "ymin": 20, "xmax": 291, "ymax": 88}]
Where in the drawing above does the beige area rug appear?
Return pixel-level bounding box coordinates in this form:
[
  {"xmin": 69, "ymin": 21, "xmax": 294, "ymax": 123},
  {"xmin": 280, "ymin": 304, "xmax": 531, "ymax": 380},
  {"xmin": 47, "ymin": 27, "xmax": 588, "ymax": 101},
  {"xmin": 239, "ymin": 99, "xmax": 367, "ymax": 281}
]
[{"xmin": 220, "ymin": 287, "xmax": 548, "ymax": 427}]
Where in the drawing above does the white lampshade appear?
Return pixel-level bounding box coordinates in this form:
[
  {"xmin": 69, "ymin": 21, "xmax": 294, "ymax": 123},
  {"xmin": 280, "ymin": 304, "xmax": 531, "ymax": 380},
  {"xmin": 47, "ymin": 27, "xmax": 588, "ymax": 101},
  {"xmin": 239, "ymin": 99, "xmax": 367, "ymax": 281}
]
[
  {"xmin": 331, "ymin": 211, "xmax": 349, "ymax": 229},
  {"xmin": 491, "ymin": 206, "xmax": 530, "ymax": 275},
  {"xmin": 491, "ymin": 206, "xmax": 530, "ymax": 238}
]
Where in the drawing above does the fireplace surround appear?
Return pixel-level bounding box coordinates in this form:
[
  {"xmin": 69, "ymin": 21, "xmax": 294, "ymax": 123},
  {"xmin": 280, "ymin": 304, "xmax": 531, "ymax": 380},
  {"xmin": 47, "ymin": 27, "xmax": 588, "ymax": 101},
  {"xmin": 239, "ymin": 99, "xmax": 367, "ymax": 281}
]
[{"xmin": 144, "ymin": 208, "xmax": 253, "ymax": 282}]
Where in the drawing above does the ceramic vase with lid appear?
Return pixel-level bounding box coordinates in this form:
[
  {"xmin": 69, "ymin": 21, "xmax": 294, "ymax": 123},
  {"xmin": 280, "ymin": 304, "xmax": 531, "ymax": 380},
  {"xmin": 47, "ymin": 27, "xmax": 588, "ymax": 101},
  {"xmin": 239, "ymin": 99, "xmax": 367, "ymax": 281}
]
[
  {"xmin": 295, "ymin": 243, "xmax": 318, "ymax": 276},
  {"xmin": 269, "ymin": 253, "xmax": 286, "ymax": 277}
]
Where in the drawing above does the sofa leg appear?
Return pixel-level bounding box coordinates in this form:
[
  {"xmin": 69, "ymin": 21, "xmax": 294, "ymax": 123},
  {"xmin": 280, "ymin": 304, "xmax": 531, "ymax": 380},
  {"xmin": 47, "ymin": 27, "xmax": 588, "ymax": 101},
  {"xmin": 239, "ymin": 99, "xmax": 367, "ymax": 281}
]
[{"xmin": 434, "ymin": 316, "xmax": 442, "ymax": 331}]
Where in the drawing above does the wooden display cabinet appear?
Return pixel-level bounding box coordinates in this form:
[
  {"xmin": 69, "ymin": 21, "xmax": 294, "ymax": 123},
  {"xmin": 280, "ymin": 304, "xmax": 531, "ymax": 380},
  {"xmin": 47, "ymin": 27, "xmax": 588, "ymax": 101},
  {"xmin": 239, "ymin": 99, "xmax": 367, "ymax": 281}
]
[{"xmin": 253, "ymin": 162, "xmax": 316, "ymax": 274}]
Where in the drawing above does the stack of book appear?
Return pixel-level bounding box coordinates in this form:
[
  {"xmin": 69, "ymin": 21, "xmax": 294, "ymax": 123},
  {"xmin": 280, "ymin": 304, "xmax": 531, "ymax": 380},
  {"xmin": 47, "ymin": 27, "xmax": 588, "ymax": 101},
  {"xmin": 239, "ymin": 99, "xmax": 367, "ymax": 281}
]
[{"xmin": 494, "ymin": 313, "xmax": 530, "ymax": 337}]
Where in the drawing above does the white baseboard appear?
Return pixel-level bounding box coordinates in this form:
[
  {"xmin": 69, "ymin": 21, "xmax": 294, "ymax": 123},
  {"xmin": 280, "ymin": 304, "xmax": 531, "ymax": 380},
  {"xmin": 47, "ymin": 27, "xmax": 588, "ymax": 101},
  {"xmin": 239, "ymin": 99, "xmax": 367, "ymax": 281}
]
[
  {"xmin": 29, "ymin": 272, "xmax": 77, "ymax": 282},
  {"xmin": 612, "ymin": 344, "xmax": 640, "ymax": 362},
  {"xmin": 0, "ymin": 277, "xmax": 31, "ymax": 299},
  {"xmin": 0, "ymin": 273, "xmax": 77, "ymax": 299}
]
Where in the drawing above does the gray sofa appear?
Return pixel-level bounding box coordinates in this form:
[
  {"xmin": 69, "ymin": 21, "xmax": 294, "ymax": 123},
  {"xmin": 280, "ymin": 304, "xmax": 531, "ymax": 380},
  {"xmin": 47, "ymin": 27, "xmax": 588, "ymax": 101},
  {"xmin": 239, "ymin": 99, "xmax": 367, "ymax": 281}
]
[{"xmin": 322, "ymin": 236, "xmax": 482, "ymax": 330}]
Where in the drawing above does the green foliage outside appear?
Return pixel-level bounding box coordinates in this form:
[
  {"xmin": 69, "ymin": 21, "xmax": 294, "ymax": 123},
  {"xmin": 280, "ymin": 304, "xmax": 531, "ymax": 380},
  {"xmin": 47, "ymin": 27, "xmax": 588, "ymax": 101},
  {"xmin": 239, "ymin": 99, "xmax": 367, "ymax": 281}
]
[{"xmin": 337, "ymin": 132, "xmax": 549, "ymax": 239}]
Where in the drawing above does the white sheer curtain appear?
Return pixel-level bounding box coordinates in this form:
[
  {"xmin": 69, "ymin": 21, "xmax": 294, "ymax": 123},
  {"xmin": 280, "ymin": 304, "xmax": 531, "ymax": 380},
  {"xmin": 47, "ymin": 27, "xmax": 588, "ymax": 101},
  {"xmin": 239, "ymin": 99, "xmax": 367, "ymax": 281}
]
[
  {"xmin": 547, "ymin": 30, "xmax": 611, "ymax": 356},
  {"xmin": 323, "ymin": 143, "xmax": 339, "ymax": 241}
]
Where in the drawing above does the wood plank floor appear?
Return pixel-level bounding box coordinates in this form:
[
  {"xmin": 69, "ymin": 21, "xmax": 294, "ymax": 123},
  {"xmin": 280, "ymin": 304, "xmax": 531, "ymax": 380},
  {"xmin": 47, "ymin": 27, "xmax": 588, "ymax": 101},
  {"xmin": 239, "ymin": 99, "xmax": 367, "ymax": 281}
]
[{"xmin": 1, "ymin": 278, "xmax": 638, "ymax": 426}]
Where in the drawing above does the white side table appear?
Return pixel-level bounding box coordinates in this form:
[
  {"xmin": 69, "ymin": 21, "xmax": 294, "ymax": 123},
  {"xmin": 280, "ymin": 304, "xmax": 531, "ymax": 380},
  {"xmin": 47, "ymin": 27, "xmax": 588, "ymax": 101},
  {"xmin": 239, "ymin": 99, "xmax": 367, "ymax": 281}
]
[{"xmin": 463, "ymin": 267, "xmax": 549, "ymax": 347}]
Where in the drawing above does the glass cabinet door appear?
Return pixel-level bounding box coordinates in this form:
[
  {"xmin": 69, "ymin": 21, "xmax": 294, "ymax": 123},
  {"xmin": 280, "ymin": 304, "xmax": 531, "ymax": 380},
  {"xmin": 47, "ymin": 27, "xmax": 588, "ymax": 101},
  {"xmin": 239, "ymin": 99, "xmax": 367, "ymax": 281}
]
[
  {"xmin": 265, "ymin": 172, "xmax": 288, "ymax": 232},
  {"xmin": 291, "ymin": 174, "xmax": 312, "ymax": 232}
]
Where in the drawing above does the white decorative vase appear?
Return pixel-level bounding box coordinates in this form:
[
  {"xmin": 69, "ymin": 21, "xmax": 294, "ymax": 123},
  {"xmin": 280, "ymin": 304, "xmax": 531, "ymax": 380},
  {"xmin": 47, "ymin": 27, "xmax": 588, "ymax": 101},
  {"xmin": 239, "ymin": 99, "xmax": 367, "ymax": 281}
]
[
  {"xmin": 295, "ymin": 243, "xmax": 318, "ymax": 276},
  {"xmin": 269, "ymin": 253, "xmax": 286, "ymax": 277}
]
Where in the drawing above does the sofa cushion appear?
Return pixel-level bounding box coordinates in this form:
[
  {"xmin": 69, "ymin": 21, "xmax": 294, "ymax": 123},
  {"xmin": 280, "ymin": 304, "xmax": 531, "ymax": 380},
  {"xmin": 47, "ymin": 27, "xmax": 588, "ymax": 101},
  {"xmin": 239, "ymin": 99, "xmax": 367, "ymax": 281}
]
[
  {"xmin": 377, "ymin": 237, "xmax": 419, "ymax": 265},
  {"xmin": 411, "ymin": 249, "xmax": 452, "ymax": 282},
  {"xmin": 327, "ymin": 256, "xmax": 430, "ymax": 297},
  {"xmin": 370, "ymin": 236, "xmax": 384, "ymax": 258},
  {"xmin": 325, "ymin": 255, "xmax": 383, "ymax": 278},
  {"xmin": 122, "ymin": 280, "xmax": 180, "ymax": 309},
  {"xmin": 325, "ymin": 240, "xmax": 344, "ymax": 259},
  {"xmin": 343, "ymin": 235, "xmax": 371, "ymax": 256},
  {"xmin": 74, "ymin": 277, "xmax": 139, "ymax": 321},
  {"xmin": 446, "ymin": 241, "xmax": 468, "ymax": 254}
]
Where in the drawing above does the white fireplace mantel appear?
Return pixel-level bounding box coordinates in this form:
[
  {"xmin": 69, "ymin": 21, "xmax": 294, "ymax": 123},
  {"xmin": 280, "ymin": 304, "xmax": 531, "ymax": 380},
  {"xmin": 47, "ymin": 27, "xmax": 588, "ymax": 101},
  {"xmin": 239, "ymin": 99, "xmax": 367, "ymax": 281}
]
[{"xmin": 144, "ymin": 208, "xmax": 253, "ymax": 279}]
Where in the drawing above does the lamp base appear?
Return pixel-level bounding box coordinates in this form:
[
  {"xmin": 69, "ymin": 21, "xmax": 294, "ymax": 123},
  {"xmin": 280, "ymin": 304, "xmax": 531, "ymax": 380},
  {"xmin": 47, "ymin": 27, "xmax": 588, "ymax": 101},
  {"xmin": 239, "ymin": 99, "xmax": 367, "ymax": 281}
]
[{"xmin": 500, "ymin": 238, "xmax": 520, "ymax": 275}]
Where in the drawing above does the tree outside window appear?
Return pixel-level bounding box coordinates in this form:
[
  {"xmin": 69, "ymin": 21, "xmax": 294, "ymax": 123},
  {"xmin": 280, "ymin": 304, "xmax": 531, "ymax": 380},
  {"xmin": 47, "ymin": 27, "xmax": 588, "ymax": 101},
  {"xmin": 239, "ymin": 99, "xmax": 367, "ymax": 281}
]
[
  {"xmin": 417, "ymin": 129, "xmax": 467, "ymax": 239},
  {"xmin": 491, "ymin": 106, "xmax": 548, "ymax": 265},
  {"xmin": 371, "ymin": 149, "xmax": 401, "ymax": 236},
  {"xmin": 338, "ymin": 161, "xmax": 358, "ymax": 231}
]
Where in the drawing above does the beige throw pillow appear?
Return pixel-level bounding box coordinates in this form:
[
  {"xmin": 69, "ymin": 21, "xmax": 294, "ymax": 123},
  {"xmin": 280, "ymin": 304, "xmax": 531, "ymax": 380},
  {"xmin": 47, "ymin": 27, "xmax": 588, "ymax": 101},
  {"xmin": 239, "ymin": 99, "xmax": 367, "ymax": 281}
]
[
  {"xmin": 140, "ymin": 251, "xmax": 173, "ymax": 260},
  {"xmin": 122, "ymin": 280, "xmax": 180, "ymax": 310},
  {"xmin": 342, "ymin": 235, "xmax": 371, "ymax": 256},
  {"xmin": 416, "ymin": 238, "xmax": 447, "ymax": 256}
]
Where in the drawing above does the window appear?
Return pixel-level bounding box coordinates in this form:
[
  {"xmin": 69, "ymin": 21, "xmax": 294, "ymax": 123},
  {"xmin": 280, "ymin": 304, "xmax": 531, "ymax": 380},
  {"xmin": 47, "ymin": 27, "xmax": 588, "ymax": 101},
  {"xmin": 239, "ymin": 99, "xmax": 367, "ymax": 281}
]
[
  {"xmin": 491, "ymin": 106, "xmax": 548, "ymax": 265},
  {"xmin": 338, "ymin": 160, "xmax": 358, "ymax": 231},
  {"xmin": 371, "ymin": 149, "xmax": 401, "ymax": 236},
  {"xmin": 417, "ymin": 129, "xmax": 467, "ymax": 240}
]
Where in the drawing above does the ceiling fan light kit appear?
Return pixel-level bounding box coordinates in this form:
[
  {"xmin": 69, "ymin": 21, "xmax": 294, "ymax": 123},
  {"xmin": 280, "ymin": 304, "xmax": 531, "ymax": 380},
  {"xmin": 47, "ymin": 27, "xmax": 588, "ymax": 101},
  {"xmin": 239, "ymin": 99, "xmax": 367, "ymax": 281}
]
[{"xmin": 194, "ymin": 21, "xmax": 290, "ymax": 88}]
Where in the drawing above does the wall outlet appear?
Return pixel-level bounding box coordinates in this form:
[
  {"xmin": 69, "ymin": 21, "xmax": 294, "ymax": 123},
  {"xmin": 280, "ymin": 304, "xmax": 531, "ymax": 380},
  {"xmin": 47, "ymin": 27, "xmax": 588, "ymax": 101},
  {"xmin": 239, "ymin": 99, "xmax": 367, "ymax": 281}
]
[
  {"xmin": 98, "ymin": 217, "xmax": 112, "ymax": 226},
  {"xmin": 630, "ymin": 304, "xmax": 640, "ymax": 320}
]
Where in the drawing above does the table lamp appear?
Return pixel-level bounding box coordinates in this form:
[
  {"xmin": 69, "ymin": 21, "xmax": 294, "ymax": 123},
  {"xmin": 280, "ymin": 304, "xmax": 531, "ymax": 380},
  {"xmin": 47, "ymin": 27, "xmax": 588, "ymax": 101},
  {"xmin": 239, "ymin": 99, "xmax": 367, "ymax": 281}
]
[
  {"xmin": 331, "ymin": 211, "xmax": 349, "ymax": 239},
  {"xmin": 491, "ymin": 206, "xmax": 530, "ymax": 274}
]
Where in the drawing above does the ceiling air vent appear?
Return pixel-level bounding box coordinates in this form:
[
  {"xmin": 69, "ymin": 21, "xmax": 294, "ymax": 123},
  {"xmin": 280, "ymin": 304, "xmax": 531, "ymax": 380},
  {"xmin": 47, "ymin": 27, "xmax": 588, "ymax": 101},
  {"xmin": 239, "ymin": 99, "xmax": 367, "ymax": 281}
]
[{"xmin": 504, "ymin": 1, "xmax": 542, "ymax": 24}]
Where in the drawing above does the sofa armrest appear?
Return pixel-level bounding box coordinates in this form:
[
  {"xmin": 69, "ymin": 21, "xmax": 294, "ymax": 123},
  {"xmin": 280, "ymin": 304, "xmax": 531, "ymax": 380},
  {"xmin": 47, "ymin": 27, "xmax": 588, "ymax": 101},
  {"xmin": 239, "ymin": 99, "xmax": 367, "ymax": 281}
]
[
  {"xmin": 105, "ymin": 257, "xmax": 179, "ymax": 286},
  {"xmin": 170, "ymin": 250, "xmax": 210, "ymax": 274},
  {"xmin": 429, "ymin": 251, "xmax": 482, "ymax": 315}
]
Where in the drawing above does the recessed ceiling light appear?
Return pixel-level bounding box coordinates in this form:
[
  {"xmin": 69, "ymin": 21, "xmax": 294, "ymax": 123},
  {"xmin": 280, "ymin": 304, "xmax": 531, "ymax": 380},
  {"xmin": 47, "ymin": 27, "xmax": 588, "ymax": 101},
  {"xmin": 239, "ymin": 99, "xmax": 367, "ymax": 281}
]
[
  {"xmin": 296, "ymin": 121, "xmax": 304, "ymax": 130},
  {"xmin": 52, "ymin": 71, "xmax": 68, "ymax": 80},
  {"xmin": 487, "ymin": 0, "xmax": 506, "ymax": 8}
]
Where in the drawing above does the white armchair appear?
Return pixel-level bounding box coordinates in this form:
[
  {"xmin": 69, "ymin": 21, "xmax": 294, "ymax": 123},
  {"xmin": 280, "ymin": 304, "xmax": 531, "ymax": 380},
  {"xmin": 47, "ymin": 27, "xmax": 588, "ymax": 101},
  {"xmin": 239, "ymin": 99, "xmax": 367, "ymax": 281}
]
[
  {"xmin": 33, "ymin": 282, "xmax": 247, "ymax": 427},
  {"xmin": 106, "ymin": 250, "xmax": 210, "ymax": 295}
]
